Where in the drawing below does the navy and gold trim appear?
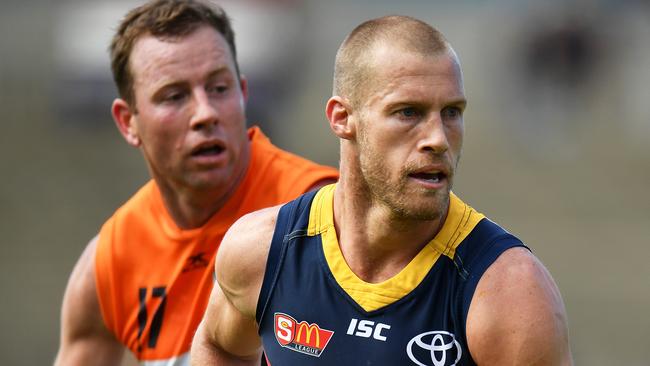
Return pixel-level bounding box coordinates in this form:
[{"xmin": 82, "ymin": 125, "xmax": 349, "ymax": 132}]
[
  {"xmin": 257, "ymin": 183, "xmax": 527, "ymax": 365},
  {"xmin": 306, "ymin": 184, "xmax": 485, "ymax": 312}
]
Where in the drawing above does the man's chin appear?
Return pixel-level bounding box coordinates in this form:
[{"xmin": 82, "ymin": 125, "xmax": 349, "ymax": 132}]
[
  {"xmin": 400, "ymin": 208, "xmax": 444, "ymax": 221},
  {"xmin": 183, "ymin": 172, "xmax": 231, "ymax": 192},
  {"xmin": 396, "ymin": 193, "xmax": 449, "ymax": 221}
]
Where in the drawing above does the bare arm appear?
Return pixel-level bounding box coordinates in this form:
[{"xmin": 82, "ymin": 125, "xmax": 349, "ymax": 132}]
[
  {"xmin": 191, "ymin": 206, "xmax": 280, "ymax": 365},
  {"xmin": 467, "ymin": 247, "xmax": 573, "ymax": 366},
  {"xmin": 54, "ymin": 236, "xmax": 124, "ymax": 366}
]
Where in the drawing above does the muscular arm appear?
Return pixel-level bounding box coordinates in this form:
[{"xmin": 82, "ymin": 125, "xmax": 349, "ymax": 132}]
[
  {"xmin": 54, "ymin": 236, "xmax": 124, "ymax": 366},
  {"xmin": 191, "ymin": 206, "xmax": 280, "ymax": 366},
  {"xmin": 466, "ymin": 247, "xmax": 573, "ymax": 366}
]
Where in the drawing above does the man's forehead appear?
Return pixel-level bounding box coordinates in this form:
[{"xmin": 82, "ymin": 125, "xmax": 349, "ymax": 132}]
[
  {"xmin": 360, "ymin": 48, "xmax": 464, "ymax": 106},
  {"xmin": 129, "ymin": 27, "xmax": 232, "ymax": 85},
  {"xmin": 366, "ymin": 47, "xmax": 462, "ymax": 86}
]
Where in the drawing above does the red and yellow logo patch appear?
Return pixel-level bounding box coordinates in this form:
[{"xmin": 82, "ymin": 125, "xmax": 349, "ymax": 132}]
[{"xmin": 274, "ymin": 313, "xmax": 334, "ymax": 357}]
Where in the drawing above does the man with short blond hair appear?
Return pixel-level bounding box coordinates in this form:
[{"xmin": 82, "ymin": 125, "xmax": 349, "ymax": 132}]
[{"xmin": 191, "ymin": 15, "xmax": 572, "ymax": 365}]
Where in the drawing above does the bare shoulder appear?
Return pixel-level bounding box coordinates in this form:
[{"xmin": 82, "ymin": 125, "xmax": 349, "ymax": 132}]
[
  {"xmin": 215, "ymin": 205, "xmax": 282, "ymax": 317},
  {"xmin": 63, "ymin": 235, "xmax": 102, "ymax": 322},
  {"xmin": 55, "ymin": 235, "xmax": 123, "ymax": 365},
  {"xmin": 467, "ymin": 247, "xmax": 572, "ymax": 365},
  {"xmin": 191, "ymin": 208, "xmax": 279, "ymax": 364}
]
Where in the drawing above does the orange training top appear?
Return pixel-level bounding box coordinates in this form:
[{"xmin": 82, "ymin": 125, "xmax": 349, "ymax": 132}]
[{"xmin": 95, "ymin": 127, "xmax": 338, "ymax": 364}]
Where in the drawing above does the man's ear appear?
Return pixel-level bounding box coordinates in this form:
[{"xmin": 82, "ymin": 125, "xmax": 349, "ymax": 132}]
[
  {"xmin": 326, "ymin": 96, "xmax": 355, "ymax": 140},
  {"xmin": 111, "ymin": 98, "xmax": 141, "ymax": 147},
  {"xmin": 239, "ymin": 74, "xmax": 249, "ymax": 104}
]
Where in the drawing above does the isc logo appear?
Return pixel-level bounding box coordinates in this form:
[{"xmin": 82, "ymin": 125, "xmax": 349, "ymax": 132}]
[{"xmin": 346, "ymin": 318, "xmax": 391, "ymax": 341}]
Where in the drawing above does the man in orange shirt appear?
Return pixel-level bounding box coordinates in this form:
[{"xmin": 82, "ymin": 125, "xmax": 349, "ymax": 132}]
[{"xmin": 53, "ymin": 1, "xmax": 338, "ymax": 365}]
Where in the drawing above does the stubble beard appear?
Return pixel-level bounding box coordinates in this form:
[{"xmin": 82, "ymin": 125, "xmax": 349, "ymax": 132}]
[{"xmin": 358, "ymin": 146, "xmax": 450, "ymax": 222}]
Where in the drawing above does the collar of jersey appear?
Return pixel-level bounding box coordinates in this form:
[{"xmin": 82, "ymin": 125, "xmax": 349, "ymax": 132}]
[{"xmin": 307, "ymin": 184, "xmax": 485, "ymax": 312}]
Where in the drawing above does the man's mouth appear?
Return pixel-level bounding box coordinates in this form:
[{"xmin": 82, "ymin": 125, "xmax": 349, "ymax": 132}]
[
  {"xmin": 409, "ymin": 171, "xmax": 446, "ymax": 183},
  {"xmin": 191, "ymin": 143, "xmax": 224, "ymax": 157}
]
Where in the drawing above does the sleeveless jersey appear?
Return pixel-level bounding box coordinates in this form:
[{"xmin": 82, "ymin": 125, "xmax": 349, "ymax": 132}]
[
  {"xmin": 257, "ymin": 184, "xmax": 527, "ymax": 366},
  {"xmin": 95, "ymin": 127, "xmax": 338, "ymax": 365}
]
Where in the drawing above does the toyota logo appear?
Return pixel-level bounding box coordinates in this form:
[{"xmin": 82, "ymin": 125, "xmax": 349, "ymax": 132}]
[{"xmin": 406, "ymin": 330, "xmax": 462, "ymax": 366}]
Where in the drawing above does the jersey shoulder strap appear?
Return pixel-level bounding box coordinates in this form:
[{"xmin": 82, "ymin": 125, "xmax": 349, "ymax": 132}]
[
  {"xmin": 456, "ymin": 218, "xmax": 529, "ymax": 319},
  {"xmin": 255, "ymin": 188, "xmax": 319, "ymax": 323}
]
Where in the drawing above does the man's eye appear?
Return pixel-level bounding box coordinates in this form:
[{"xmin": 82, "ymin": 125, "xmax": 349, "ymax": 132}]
[
  {"xmin": 398, "ymin": 107, "xmax": 420, "ymax": 118},
  {"xmin": 209, "ymin": 84, "xmax": 228, "ymax": 94},
  {"xmin": 442, "ymin": 107, "xmax": 462, "ymax": 119},
  {"xmin": 164, "ymin": 92, "xmax": 186, "ymax": 102}
]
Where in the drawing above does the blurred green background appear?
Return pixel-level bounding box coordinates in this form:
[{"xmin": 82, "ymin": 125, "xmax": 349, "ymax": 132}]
[{"xmin": 1, "ymin": 0, "xmax": 649, "ymax": 365}]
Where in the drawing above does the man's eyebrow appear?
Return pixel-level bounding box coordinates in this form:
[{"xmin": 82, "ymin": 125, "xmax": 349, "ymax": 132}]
[
  {"xmin": 151, "ymin": 67, "xmax": 234, "ymax": 94},
  {"xmin": 447, "ymin": 98, "xmax": 467, "ymax": 109},
  {"xmin": 206, "ymin": 67, "xmax": 233, "ymax": 80},
  {"xmin": 384, "ymin": 98, "xmax": 467, "ymax": 110},
  {"xmin": 151, "ymin": 80, "xmax": 188, "ymax": 99}
]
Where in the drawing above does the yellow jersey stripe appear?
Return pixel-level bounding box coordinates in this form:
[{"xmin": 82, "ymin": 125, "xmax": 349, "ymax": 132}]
[{"xmin": 308, "ymin": 184, "xmax": 485, "ymax": 312}]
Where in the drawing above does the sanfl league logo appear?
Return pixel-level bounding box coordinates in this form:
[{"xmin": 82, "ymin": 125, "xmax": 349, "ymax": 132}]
[{"xmin": 274, "ymin": 313, "xmax": 334, "ymax": 357}]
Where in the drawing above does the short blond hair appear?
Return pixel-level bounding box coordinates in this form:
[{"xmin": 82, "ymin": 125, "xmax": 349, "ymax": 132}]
[{"xmin": 334, "ymin": 15, "xmax": 451, "ymax": 106}]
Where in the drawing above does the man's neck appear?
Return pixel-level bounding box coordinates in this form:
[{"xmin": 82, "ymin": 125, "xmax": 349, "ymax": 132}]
[
  {"xmin": 158, "ymin": 183, "xmax": 233, "ymax": 230},
  {"xmin": 333, "ymin": 179, "xmax": 446, "ymax": 284},
  {"xmin": 153, "ymin": 178, "xmax": 239, "ymax": 230}
]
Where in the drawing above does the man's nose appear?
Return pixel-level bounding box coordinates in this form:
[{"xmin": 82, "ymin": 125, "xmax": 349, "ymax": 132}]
[
  {"xmin": 417, "ymin": 114, "xmax": 449, "ymax": 154},
  {"xmin": 189, "ymin": 90, "xmax": 219, "ymax": 131}
]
